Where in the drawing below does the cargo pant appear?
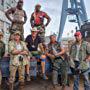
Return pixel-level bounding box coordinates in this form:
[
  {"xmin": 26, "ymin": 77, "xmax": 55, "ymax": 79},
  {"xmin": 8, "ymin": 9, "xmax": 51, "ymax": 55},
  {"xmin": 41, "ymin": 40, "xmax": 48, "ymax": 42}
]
[
  {"xmin": 9, "ymin": 65, "xmax": 25, "ymax": 83},
  {"xmin": 73, "ymin": 61, "xmax": 90, "ymax": 90},
  {"xmin": 73, "ymin": 70, "xmax": 90, "ymax": 90},
  {"xmin": 36, "ymin": 26, "xmax": 45, "ymax": 43},
  {"xmin": 52, "ymin": 58, "xmax": 68, "ymax": 86},
  {"xmin": 10, "ymin": 23, "xmax": 24, "ymax": 40}
]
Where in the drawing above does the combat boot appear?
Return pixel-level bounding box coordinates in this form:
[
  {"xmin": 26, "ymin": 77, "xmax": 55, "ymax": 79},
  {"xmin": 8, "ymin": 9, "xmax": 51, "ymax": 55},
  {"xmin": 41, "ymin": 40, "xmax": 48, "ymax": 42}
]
[
  {"xmin": 53, "ymin": 84, "xmax": 60, "ymax": 90},
  {"xmin": 9, "ymin": 83, "xmax": 13, "ymax": 90},
  {"xmin": 19, "ymin": 82, "xmax": 25, "ymax": 90},
  {"xmin": 0, "ymin": 85, "xmax": 2, "ymax": 90},
  {"xmin": 61, "ymin": 84, "xmax": 66, "ymax": 90},
  {"xmin": 42, "ymin": 73, "xmax": 48, "ymax": 80},
  {"xmin": 26, "ymin": 74, "xmax": 31, "ymax": 82}
]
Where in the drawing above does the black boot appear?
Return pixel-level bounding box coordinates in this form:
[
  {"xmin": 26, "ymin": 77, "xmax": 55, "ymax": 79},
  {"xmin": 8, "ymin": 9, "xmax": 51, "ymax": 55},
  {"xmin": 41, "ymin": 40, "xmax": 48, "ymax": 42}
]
[
  {"xmin": 26, "ymin": 74, "xmax": 31, "ymax": 82},
  {"xmin": 19, "ymin": 82, "xmax": 25, "ymax": 90},
  {"xmin": 9, "ymin": 83, "xmax": 13, "ymax": 90},
  {"xmin": 0, "ymin": 85, "xmax": 2, "ymax": 90}
]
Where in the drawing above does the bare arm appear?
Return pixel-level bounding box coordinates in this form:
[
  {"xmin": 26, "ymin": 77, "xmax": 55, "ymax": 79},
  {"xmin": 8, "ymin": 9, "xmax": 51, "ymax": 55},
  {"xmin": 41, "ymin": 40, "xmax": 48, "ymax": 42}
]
[
  {"xmin": 44, "ymin": 13, "xmax": 51, "ymax": 27},
  {"xmin": 55, "ymin": 47, "xmax": 65, "ymax": 57},
  {"xmin": 30, "ymin": 13, "xmax": 34, "ymax": 27},
  {"xmin": 5, "ymin": 8, "xmax": 15, "ymax": 22},
  {"xmin": 38, "ymin": 43, "xmax": 45, "ymax": 53},
  {"xmin": 23, "ymin": 10, "xmax": 27, "ymax": 24},
  {"xmin": 12, "ymin": 49, "xmax": 21, "ymax": 55},
  {"xmin": 85, "ymin": 42, "xmax": 90, "ymax": 61}
]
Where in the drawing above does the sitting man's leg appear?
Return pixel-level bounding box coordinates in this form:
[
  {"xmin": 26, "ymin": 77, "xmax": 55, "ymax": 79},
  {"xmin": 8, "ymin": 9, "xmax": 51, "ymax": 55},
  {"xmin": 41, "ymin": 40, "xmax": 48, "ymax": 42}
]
[{"xmin": 40, "ymin": 54, "xmax": 48, "ymax": 80}]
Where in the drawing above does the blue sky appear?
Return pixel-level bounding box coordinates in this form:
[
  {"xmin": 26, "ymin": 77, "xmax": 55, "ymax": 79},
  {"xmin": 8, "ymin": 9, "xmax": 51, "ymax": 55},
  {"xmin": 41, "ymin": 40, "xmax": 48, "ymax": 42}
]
[{"xmin": 23, "ymin": 0, "xmax": 90, "ymax": 38}]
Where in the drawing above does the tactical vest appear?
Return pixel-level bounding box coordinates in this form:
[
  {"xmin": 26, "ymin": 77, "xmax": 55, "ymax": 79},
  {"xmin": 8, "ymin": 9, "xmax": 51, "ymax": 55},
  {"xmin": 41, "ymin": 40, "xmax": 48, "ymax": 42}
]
[
  {"xmin": 70, "ymin": 41, "xmax": 89, "ymax": 61},
  {"xmin": 10, "ymin": 8, "xmax": 25, "ymax": 33}
]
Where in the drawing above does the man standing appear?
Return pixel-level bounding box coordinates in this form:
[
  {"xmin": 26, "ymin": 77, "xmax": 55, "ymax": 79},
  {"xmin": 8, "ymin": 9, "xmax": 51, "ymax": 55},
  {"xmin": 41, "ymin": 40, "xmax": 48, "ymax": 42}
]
[
  {"xmin": 8, "ymin": 31, "xmax": 29, "ymax": 90},
  {"xmin": 0, "ymin": 31, "xmax": 5, "ymax": 88},
  {"xmin": 46, "ymin": 34, "xmax": 68, "ymax": 90},
  {"xmin": 25, "ymin": 27, "xmax": 48, "ymax": 80},
  {"xmin": 5, "ymin": 0, "xmax": 27, "ymax": 39},
  {"xmin": 30, "ymin": 4, "xmax": 51, "ymax": 42},
  {"xmin": 70, "ymin": 31, "xmax": 90, "ymax": 90}
]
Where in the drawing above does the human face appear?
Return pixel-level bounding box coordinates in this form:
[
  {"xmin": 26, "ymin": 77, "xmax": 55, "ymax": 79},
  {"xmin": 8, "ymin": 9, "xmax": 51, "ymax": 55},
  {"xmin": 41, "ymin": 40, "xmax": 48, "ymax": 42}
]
[
  {"xmin": 75, "ymin": 35, "xmax": 82, "ymax": 42},
  {"xmin": 35, "ymin": 6, "xmax": 41, "ymax": 12},
  {"xmin": 17, "ymin": 1, "xmax": 23, "ymax": 10},
  {"xmin": 50, "ymin": 36, "xmax": 56, "ymax": 43},
  {"xmin": 14, "ymin": 34, "xmax": 21, "ymax": 41},
  {"xmin": 31, "ymin": 31, "xmax": 38, "ymax": 37}
]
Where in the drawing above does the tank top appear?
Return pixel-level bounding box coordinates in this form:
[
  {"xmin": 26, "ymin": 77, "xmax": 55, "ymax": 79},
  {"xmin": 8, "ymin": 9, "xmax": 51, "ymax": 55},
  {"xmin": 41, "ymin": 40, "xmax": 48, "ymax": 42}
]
[
  {"xmin": 13, "ymin": 8, "xmax": 24, "ymax": 22},
  {"xmin": 33, "ymin": 11, "xmax": 45, "ymax": 25}
]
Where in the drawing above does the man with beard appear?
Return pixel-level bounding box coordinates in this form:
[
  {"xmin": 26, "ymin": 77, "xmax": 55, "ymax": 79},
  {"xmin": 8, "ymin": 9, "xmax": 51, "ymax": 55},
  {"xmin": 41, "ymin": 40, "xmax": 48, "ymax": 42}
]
[
  {"xmin": 46, "ymin": 34, "xmax": 68, "ymax": 90},
  {"xmin": 70, "ymin": 31, "xmax": 90, "ymax": 90}
]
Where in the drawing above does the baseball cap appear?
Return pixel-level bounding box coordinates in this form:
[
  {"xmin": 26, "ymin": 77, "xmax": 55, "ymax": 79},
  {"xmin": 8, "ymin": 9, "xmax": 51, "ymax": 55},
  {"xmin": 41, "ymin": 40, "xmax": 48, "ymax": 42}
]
[{"xmin": 74, "ymin": 31, "xmax": 82, "ymax": 36}]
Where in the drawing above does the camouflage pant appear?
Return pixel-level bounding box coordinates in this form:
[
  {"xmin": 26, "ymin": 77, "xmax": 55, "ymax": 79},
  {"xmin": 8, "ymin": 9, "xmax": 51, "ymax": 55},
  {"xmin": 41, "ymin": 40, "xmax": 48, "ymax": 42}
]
[
  {"xmin": 52, "ymin": 59, "xmax": 68, "ymax": 85},
  {"xmin": 10, "ymin": 23, "xmax": 24, "ymax": 40},
  {"xmin": 59, "ymin": 61, "xmax": 68, "ymax": 85},
  {"xmin": 9, "ymin": 65, "xmax": 25, "ymax": 83},
  {"xmin": 36, "ymin": 26, "xmax": 45, "ymax": 43}
]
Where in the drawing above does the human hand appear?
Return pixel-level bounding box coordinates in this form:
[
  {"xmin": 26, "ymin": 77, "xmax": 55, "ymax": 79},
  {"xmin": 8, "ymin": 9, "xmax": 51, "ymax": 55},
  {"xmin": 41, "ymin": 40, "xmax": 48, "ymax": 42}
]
[{"xmin": 20, "ymin": 51, "xmax": 28, "ymax": 55}]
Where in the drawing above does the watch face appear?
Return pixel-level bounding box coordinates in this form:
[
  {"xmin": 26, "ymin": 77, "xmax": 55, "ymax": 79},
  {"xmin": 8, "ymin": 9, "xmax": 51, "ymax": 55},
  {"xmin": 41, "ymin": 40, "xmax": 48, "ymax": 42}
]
[{"xmin": 32, "ymin": 45, "xmax": 35, "ymax": 48}]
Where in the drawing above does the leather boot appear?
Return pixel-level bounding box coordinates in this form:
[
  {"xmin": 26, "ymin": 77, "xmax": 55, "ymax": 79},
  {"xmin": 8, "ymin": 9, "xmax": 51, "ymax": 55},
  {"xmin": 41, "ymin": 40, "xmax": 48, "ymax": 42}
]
[
  {"xmin": 26, "ymin": 74, "xmax": 31, "ymax": 82},
  {"xmin": 19, "ymin": 82, "xmax": 25, "ymax": 90},
  {"xmin": 9, "ymin": 83, "xmax": 13, "ymax": 90},
  {"xmin": 61, "ymin": 84, "xmax": 66, "ymax": 90},
  {"xmin": 0, "ymin": 85, "xmax": 2, "ymax": 90}
]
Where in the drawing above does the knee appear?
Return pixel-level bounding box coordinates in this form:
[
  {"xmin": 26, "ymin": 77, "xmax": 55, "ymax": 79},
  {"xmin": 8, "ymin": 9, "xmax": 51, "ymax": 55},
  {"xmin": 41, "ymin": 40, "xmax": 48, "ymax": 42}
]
[{"xmin": 40, "ymin": 55, "xmax": 46, "ymax": 59}]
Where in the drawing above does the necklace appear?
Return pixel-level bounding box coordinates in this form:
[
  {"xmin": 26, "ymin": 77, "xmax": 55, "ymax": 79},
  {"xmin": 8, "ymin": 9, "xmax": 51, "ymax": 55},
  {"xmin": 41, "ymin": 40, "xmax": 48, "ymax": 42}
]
[{"xmin": 31, "ymin": 37, "xmax": 36, "ymax": 48}]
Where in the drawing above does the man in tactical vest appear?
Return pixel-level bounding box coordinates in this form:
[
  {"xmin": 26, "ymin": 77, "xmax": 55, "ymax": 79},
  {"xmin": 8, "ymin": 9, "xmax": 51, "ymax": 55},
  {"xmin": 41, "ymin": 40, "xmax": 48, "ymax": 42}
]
[
  {"xmin": 70, "ymin": 31, "xmax": 90, "ymax": 90},
  {"xmin": 46, "ymin": 34, "xmax": 68, "ymax": 90}
]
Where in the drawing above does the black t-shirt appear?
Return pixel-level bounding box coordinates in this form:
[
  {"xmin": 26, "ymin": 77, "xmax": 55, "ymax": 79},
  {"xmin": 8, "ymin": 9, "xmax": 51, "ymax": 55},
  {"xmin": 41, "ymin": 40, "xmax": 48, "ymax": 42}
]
[{"xmin": 25, "ymin": 35, "xmax": 42, "ymax": 51}]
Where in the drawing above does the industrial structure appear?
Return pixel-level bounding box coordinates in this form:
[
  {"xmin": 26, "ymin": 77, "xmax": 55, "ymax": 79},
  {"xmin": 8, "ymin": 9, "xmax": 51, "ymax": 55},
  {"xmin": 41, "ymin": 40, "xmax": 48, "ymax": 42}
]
[
  {"xmin": 58, "ymin": 0, "xmax": 88, "ymax": 42},
  {"xmin": 0, "ymin": 0, "xmax": 18, "ymax": 52}
]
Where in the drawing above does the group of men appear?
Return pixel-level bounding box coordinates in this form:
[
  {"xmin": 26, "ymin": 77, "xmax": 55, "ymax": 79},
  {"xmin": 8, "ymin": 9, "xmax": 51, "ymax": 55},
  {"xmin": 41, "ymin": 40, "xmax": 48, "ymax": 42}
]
[{"xmin": 0, "ymin": 0, "xmax": 90, "ymax": 90}]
